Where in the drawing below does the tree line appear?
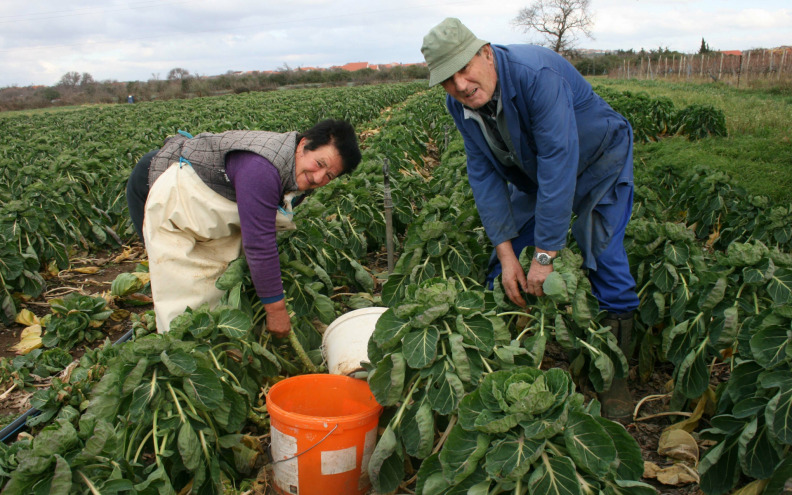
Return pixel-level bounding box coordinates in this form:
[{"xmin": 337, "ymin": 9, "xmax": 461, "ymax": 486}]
[{"xmin": 0, "ymin": 64, "xmax": 429, "ymax": 112}]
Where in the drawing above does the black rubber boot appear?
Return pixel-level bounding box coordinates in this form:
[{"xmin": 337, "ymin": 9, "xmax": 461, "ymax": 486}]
[
  {"xmin": 599, "ymin": 311, "xmax": 635, "ymax": 422},
  {"xmin": 602, "ymin": 310, "xmax": 635, "ymax": 359}
]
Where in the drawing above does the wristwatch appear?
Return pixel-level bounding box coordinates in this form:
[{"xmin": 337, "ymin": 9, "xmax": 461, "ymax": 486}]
[{"xmin": 533, "ymin": 252, "xmax": 555, "ymax": 266}]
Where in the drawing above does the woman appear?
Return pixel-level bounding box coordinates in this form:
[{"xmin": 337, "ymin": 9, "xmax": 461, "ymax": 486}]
[{"xmin": 126, "ymin": 119, "xmax": 361, "ymax": 336}]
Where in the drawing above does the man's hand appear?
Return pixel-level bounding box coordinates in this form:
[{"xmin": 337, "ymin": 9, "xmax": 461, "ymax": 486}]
[
  {"xmin": 264, "ymin": 299, "xmax": 291, "ymax": 338},
  {"xmin": 496, "ymin": 241, "xmax": 528, "ymax": 307},
  {"xmin": 526, "ymin": 248, "xmax": 557, "ymax": 297}
]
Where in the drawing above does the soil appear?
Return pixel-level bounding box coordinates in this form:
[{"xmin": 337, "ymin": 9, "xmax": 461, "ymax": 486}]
[
  {"xmin": 0, "ymin": 242, "xmax": 711, "ymax": 495},
  {"xmin": 0, "ymin": 243, "xmax": 150, "ymax": 420}
]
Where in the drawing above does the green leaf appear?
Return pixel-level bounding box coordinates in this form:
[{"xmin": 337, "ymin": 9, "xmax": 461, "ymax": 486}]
[
  {"xmin": 446, "ymin": 244, "xmax": 472, "ymax": 276},
  {"xmin": 371, "ymin": 308, "xmax": 411, "ymax": 350},
  {"xmin": 767, "ymin": 267, "xmax": 792, "ymax": 305},
  {"xmin": 595, "ymin": 417, "xmax": 644, "ymax": 481},
  {"xmin": 651, "ymin": 262, "xmax": 679, "ymax": 293},
  {"xmin": 484, "ymin": 432, "xmax": 544, "ymax": 481},
  {"xmin": 161, "ymin": 349, "xmax": 197, "ymax": 377},
  {"xmin": 439, "ymin": 424, "xmax": 490, "ymax": 484},
  {"xmin": 456, "ymin": 314, "xmax": 495, "ymax": 354},
  {"xmin": 215, "ymin": 257, "xmax": 248, "ymax": 290},
  {"xmin": 543, "ymin": 271, "xmax": 569, "ymax": 304},
  {"xmin": 675, "ymin": 344, "xmax": 710, "ymax": 399},
  {"xmin": 742, "ymin": 258, "xmax": 774, "ymax": 285},
  {"xmin": 110, "ymin": 272, "xmax": 144, "ymax": 297},
  {"xmin": 563, "ymin": 411, "xmax": 616, "ymax": 477},
  {"xmin": 662, "ymin": 319, "xmax": 698, "ymax": 366},
  {"xmin": 368, "ymin": 352, "xmax": 406, "ymax": 406},
  {"xmin": 664, "ymin": 242, "xmax": 690, "ymax": 265},
  {"xmin": 403, "ymin": 327, "xmax": 440, "ymax": 369},
  {"xmin": 699, "ymin": 435, "xmax": 741, "ymax": 495},
  {"xmin": 698, "ymin": 277, "xmax": 727, "ymax": 311},
  {"xmin": 449, "ymin": 334, "xmax": 471, "ymax": 382},
  {"xmin": 639, "ymin": 291, "xmax": 666, "ymax": 327},
  {"xmin": 765, "ymin": 388, "xmax": 792, "ymax": 446},
  {"xmin": 182, "ymin": 367, "xmax": 224, "ymax": 411},
  {"xmin": 429, "ymin": 371, "xmax": 465, "ymax": 415},
  {"xmin": 402, "ymin": 400, "xmax": 435, "ymax": 459},
  {"xmin": 527, "ymin": 455, "xmax": 582, "ymax": 495},
  {"xmin": 382, "ymin": 272, "xmax": 409, "ymax": 306},
  {"xmin": 214, "ymin": 308, "xmax": 251, "ymax": 339},
  {"xmin": 738, "ymin": 418, "xmax": 781, "ymax": 479},
  {"xmin": 49, "ymin": 454, "xmax": 72, "ymax": 495},
  {"xmin": 178, "ymin": 422, "xmax": 202, "ymax": 471},
  {"xmin": 122, "ymin": 357, "xmax": 149, "ymax": 396},
  {"xmin": 749, "ymin": 325, "xmax": 789, "ymax": 368},
  {"xmin": 368, "ymin": 426, "xmax": 404, "ymax": 494}
]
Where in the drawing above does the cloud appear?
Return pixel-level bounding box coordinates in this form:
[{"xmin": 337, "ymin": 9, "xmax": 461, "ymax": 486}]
[{"xmin": 0, "ymin": 0, "xmax": 788, "ymax": 87}]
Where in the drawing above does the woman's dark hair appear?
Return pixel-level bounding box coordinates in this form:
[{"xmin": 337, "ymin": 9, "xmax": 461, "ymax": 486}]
[{"xmin": 296, "ymin": 119, "xmax": 361, "ymax": 175}]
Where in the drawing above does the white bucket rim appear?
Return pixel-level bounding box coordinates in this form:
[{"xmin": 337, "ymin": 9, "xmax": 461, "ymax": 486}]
[{"xmin": 321, "ymin": 306, "xmax": 388, "ymax": 345}]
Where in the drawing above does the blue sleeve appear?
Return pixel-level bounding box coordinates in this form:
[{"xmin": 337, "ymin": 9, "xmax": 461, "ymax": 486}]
[
  {"xmin": 447, "ymin": 97, "xmax": 519, "ymax": 247},
  {"xmin": 525, "ymin": 68, "xmax": 577, "ymax": 251}
]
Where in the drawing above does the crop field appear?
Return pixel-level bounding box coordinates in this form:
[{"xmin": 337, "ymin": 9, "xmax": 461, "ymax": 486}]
[{"xmin": 1, "ymin": 79, "xmax": 792, "ymax": 494}]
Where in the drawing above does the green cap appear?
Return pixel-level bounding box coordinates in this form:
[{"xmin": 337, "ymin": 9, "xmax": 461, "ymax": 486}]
[{"xmin": 421, "ymin": 18, "xmax": 488, "ymax": 87}]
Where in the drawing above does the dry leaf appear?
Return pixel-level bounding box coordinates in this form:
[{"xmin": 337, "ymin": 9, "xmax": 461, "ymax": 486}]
[
  {"xmin": 657, "ymin": 464, "xmax": 698, "ymax": 485},
  {"xmin": 658, "ymin": 429, "xmax": 699, "ymax": 466},
  {"xmin": 111, "ymin": 309, "xmax": 131, "ymax": 321},
  {"xmin": 730, "ymin": 479, "xmax": 769, "ymax": 495},
  {"xmin": 10, "ymin": 324, "xmax": 43, "ymax": 355},
  {"xmin": 131, "ymin": 272, "xmax": 151, "ymax": 285},
  {"xmin": 15, "ymin": 308, "xmax": 40, "ymax": 326},
  {"xmin": 126, "ymin": 293, "xmax": 153, "ymax": 304},
  {"xmin": 643, "ymin": 461, "xmax": 699, "ymax": 486},
  {"xmin": 71, "ymin": 266, "xmax": 101, "ymax": 274},
  {"xmin": 113, "ymin": 246, "xmax": 137, "ymax": 263}
]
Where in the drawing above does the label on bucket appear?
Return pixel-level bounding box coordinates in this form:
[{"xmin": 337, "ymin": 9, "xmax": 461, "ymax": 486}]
[
  {"xmin": 321, "ymin": 445, "xmax": 357, "ymax": 475},
  {"xmin": 271, "ymin": 427, "xmax": 299, "ymax": 493}
]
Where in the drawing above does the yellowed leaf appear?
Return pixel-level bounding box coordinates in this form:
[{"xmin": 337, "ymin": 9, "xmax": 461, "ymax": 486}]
[
  {"xmin": 643, "ymin": 461, "xmax": 698, "ymax": 486},
  {"xmin": 131, "ymin": 272, "xmax": 150, "ymax": 285},
  {"xmin": 111, "ymin": 309, "xmax": 131, "ymax": 321},
  {"xmin": 72, "ymin": 266, "xmax": 101, "ymax": 274},
  {"xmin": 658, "ymin": 429, "xmax": 699, "ymax": 466},
  {"xmin": 731, "ymin": 479, "xmax": 769, "ymax": 495},
  {"xmin": 10, "ymin": 324, "xmax": 43, "ymax": 355},
  {"xmin": 15, "ymin": 309, "xmax": 39, "ymax": 326},
  {"xmin": 113, "ymin": 247, "xmax": 136, "ymax": 263},
  {"xmin": 656, "ymin": 464, "xmax": 698, "ymax": 485},
  {"xmin": 643, "ymin": 461, "xmax": 661, "ymax": 479}
]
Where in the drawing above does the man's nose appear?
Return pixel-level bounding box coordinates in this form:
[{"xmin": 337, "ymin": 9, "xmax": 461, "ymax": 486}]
[{"xmin": 450, "ymin": 73, "xmax": 467, "ymax": 92}]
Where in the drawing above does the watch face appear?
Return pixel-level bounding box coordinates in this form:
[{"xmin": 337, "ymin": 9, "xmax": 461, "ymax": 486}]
[{"xmin": 535, "ymin": 252, "xmax": 552, "ymax": 265}]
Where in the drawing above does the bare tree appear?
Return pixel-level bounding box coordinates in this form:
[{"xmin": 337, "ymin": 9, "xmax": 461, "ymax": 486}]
[
  {"xmin": 512, "ymin": 0, "xmax": 594, "ymax": 54},
  {"xmin": 58, "ymin": 71, "xmax": 82, "ymax": 88},
  {"xmin": 167, "ymin": 68, "xmax": 191, "ymax": 81},
  {"xmin": 80, "ymin": 73, "xmax": 95, "ymax": 86}
]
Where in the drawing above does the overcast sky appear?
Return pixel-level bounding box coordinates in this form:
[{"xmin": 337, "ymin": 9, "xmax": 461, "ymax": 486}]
[{"xmin": 0, "ymin": 0, "xmax": 789, "ymax": 88}]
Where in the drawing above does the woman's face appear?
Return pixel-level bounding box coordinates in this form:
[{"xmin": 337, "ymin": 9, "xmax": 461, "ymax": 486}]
[{"xmin": 294, "ymin": 138, "xmax": 344, "ymax": 191}]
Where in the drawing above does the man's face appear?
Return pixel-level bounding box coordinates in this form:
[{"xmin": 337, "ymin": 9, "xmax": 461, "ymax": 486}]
[{"xmin": 440, "ymin": 45, "xmax": 498, "ymax": 109}]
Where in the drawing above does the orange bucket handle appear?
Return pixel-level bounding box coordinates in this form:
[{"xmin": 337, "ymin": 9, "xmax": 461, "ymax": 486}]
[{"xmin": 271, "ymin": 423, "xmax": 339, "ymax": 464}]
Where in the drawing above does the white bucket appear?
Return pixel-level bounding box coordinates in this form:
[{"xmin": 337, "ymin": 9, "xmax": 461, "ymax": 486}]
[{"xmin": 322, "ymin": 307, "xmax": 387, "ymax": 376}]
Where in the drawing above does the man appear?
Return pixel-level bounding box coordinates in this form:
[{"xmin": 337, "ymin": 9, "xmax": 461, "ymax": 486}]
[{"xmin": 421, "ymin": 18, "xmax": 639, "ymax": 420}]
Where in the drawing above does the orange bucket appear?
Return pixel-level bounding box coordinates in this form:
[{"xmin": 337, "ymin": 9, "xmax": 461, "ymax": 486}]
[{"xmin": 266, "ymin": 374, "xmax": 383, "ymax": 495}]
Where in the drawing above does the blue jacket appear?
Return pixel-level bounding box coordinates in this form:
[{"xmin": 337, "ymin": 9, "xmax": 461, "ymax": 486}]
[{"xmin": 446, "ymin": 44, "xmax": 634, "ymax": 270}]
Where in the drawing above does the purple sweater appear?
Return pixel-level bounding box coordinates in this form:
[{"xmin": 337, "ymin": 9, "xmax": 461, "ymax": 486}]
[{"xmin": 224, "ymin": 151, "xmax": 285, "ymax": 303}]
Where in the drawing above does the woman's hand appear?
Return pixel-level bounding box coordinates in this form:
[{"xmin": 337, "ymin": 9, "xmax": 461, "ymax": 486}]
[{"xmin": 264, "ymin": 299, "xmax": 291, "ymax": 337}]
